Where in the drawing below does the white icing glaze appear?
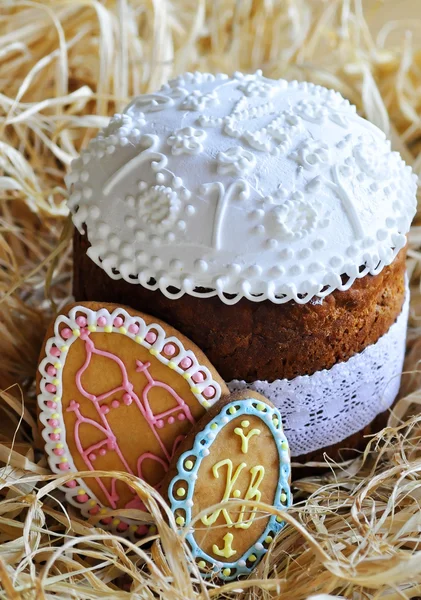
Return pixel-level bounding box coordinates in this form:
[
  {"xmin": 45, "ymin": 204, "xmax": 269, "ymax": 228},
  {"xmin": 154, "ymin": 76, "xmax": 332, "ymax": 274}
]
[
  {"xmin": 66, "ymin": 71, "xmax": 417, "ymax": 304},
  {"xmin": 216, "ymin": 146, "xmax": 256, "ymax": 176}
]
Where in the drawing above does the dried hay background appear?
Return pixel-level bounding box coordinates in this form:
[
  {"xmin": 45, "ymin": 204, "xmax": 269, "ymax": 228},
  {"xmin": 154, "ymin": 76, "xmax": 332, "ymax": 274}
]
[{"xmin": 1, "ymin": 0, "xmax": 421, "ymax": 598}]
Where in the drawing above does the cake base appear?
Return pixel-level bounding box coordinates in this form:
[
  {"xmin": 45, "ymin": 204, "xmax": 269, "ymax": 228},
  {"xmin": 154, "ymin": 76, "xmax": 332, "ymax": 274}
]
[
  {"xmin": 74, "ymin": 231, "xmax": 406, "ymax": 382},
  {"xmin": 73, "ymin": 231, "xmax": 407, "ymax": 463},
  {"xmin": 291, "ymin": 408, "xmax": 389, "ymax": 478},
  {"xmin": 228, "ymin": 285, "xmax": 408, "ymax": 459}
]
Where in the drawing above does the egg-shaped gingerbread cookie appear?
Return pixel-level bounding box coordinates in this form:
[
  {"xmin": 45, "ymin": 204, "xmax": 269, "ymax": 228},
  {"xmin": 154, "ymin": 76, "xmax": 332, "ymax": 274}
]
[
  {"xmin": 37, "ymin": 301, "xmax": 228, "ymax": 537},
  {"xmin": 163, "ymin": 390, "xmax": 291, "ymax": 580}
]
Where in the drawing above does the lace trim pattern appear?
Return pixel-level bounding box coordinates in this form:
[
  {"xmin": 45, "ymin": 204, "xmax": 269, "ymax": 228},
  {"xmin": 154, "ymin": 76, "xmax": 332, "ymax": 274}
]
[{"xmin": 228, "ymin": 286, "xmax": 409, "ymax": 456}]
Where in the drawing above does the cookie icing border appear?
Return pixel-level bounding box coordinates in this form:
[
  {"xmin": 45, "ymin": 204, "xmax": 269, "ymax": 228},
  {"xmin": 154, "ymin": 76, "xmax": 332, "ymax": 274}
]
[
  {"xmin": 38, "ymin": 304, "xmax": 224, "ymax": 538},
  {"xmin": 167, "ymin": 397, "xmax": 291, "ymax": 580}
]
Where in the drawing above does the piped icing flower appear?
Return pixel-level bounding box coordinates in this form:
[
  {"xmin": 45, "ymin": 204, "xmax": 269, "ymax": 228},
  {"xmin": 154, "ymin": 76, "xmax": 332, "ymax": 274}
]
[
  {"xmin": 167, "ymin": 126, "xmax": 207, "ymax": 155},
  {"xmin": 181, "ymin": 89, "xmax": 219, "ymax": 111},
  {"xmin": 216, "ymin": 146, "xmax": 257, "ymax": 176}
]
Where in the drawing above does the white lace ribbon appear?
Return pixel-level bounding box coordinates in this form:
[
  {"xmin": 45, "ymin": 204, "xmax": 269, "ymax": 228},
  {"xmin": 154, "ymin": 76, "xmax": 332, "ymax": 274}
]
[{"xmin": 228, "ymin": 286, "xmax": 409, "ymax": 457}]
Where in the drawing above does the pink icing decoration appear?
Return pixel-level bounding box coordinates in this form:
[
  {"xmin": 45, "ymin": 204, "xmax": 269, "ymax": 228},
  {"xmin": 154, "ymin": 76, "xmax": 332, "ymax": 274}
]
[
  {"xmin": 76, "ymin": 316, "xmax": 87, "ymax": 327},
  {"xmin": 163, "ymin": 343, "xmax": 176, "ymax": 356},
  {"xmin": 128, "ymin": 323, "xmax": 139, "ymax": 334},
  {"xmin": 145, "ymin": 331, "xmax": 157, "ymax": 344},
  {"xmin": 47, "ymin": 365, "xmax": 57, "ymax": 376},
  {"xmin": 173, "ymin": 434, "xmax": 184, "ymax": 454},
  {"xmin": 61, "ymin": 328, "xmax": 72, "ymax": 340},
  {"xmin": 168, "ymin": 416, "xmax": 175, "ymax": 425},
  {"xmin": 50, "ymin": 347, "xmax": 61, "ymax": 357},
  {"xmin": 89, "ymin": 453, "xmax": 96, "ymax": 461},
  {"xmin": 136, "ymin": 525, "xmax": 149, "ymax": 536},
  {"xmin": 113, "ymin": 316, "xmax": 124, "ymax": 327},
  {"xmin": 49, "ymin": 433, "xmax": 60, "ymax": 441},
  {"xmin": 101, "ymin": 517, "xmax": 112, "ymax": 525},
  {"xmin": 46, "ymin": 401, "xmax": 57, "ymax": 409},
  {"xmin": 111, "ymin": 400, "xmax": 120, "ymax": 408},
  {"xmin": 203, "ymin": 386, "xmax": 215, "ymax": 398},
  {"xmin": 180, "ymin": 356, "xmax": 193, "ymax": 370},
  {"xmin": 66, "ymin": 329, "xmax": 195, "ymax": 510},
  {"xmin": 192, "ymin": 372, "xmax": 204, "ymax": 383},
  {"xmin": 89, "ymin": 505, "xmax": 100, "ymax": 515},
  {"xmin": 46, "ymin": 383, "xmax": 57, "ymax": 393},
  {"xmin": 66, "ymin": 480, "xmax": 77, "ymax": 488},
  {"xmin": 124, "ymin": 493, "xmax": 149, "ymax": 511},
  {"xmin": 97, "ymin": 316, "xmax": 107, "ymax": 327},
  {"xmin": 54, "ymin": 448, "xmax": 64, "ymax": 456},
  {"xmin": 117, "ymin": 522, "xmax": 129, "ymax": 532},
  {"xmin": 49, "ymin": 419, "xmax": 59, "ymax": 427},
  {"xmin": 59, "ymin": 463, "xmax": 70, "ymax": 471},
  {"xmin": 123, "ymin": 393, "xmax": 132, "ymax": 406},
  {"xmin": 76, "ymin": 493, "xmax": 89, "ymax": 503},
  {"xmin": 99, "ymin": 449, "xmax": 106, "ymax": 456}
]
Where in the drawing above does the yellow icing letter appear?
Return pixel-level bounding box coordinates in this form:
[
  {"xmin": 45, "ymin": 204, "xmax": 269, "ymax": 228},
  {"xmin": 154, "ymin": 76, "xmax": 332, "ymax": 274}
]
[
  {"xmin": 235, "ymin": 465, "xmax": 265, "ymax": 529},
  {"xmin": 201, "ymin": 460, "xmax": 266, "ymax": 530},
  {"xmin": 201, "ymin": 459, "xmax": 247, "ymax": 526},
  {"xmin": 212, "ymin": 532, "xmax": 236, "ymax": 558},
  {"xmin": 234, "ymin": 424, "xmax": 261, "ymax": 454}
]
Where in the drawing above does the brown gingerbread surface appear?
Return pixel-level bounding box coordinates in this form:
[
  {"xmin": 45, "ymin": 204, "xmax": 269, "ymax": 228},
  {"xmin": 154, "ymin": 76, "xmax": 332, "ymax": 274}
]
[
  {"xmin": 191, "ymin": 413, "xmax": 277, "ymax": 559},
  {"xmin": 162, "ymin": 391, "xmax": 290, "ymax": 566},
  {"xmin": 37, "ymin": 301, "xmax": 228, "ymax": 513}
]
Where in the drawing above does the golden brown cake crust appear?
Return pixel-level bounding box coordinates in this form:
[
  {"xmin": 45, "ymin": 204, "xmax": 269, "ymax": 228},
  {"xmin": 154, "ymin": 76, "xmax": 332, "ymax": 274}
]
[{"xmin": 74, "ymin": 231, "xmax": 406, "ymax": 383}]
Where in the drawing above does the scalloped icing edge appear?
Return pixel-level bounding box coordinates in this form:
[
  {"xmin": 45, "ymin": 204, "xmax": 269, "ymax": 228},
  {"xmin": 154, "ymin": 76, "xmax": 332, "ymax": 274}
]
[
  {"xmin": 167, "ymin": 397, "xmax": 292, "ymax": 581},
  {"xmin": 37, "ymin": 304, "xmax": 224, "ymax": 539},
  {"xmin": 86, "ymin": 241, "xmax": 405, "ymax": 305}
]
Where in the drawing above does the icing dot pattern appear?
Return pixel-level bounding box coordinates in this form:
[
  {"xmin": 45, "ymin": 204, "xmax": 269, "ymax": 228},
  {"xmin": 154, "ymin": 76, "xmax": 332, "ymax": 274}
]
[
  {"xmin": 37, "ymin": 304, "xmax": 224, "ymax": 540},
  {"xmin": 67, "ymin": 71, "xmax": 417, "ymax": 305},
  {"xmin": 167, "ymin": 397, "xmax": 291, "ymax": 581}
]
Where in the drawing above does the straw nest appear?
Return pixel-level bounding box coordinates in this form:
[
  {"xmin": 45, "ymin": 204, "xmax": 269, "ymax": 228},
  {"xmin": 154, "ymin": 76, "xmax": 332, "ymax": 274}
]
[{"xmin": 1, "ymin": 1, "xmax": 421, "ymax": 598}]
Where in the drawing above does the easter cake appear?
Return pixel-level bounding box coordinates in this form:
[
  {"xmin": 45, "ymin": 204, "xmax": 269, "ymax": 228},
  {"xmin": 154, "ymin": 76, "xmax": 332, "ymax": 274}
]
[{"xmin": 67, "ymin": 71, "xmax": 417, "ymax": 461}]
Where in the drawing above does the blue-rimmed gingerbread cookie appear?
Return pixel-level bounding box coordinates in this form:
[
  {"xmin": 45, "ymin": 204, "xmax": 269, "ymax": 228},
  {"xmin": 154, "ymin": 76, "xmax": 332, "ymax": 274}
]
[{"xmin": 163, "ymin": 390, "xmax": 291, "ymax": 580}]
